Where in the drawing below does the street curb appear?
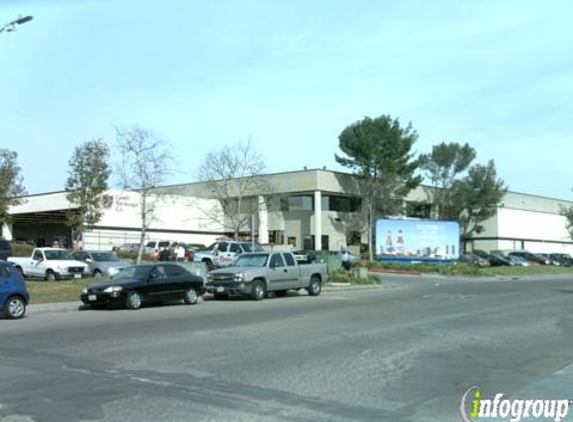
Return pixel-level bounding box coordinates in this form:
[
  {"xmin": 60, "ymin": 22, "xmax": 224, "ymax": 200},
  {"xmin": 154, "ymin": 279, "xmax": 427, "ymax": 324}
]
[{"xmin": 369, "ymin": 268, "xmax": 421, "ymax": 276}]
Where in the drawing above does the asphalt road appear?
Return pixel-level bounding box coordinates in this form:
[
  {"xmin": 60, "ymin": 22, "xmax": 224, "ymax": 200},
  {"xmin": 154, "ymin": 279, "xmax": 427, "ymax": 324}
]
[{"xmin": 2, "ymin": 275, "xmax": 573, "ymax": 422}]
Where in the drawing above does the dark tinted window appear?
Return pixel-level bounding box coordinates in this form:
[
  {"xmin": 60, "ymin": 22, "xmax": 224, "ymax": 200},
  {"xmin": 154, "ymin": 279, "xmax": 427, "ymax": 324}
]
[
  {"xmin": 230, "ymin": 244, "xmax": 242, "ymax": 253},
  {"xmin": 33, "ymin": 251, "xmax": 43, "ymax": 260},
  {"xmin": 283, "ymin": 253, "xmax": 296, "ymax": 266},
  {"xmin": 0, "ymin": 240, "xmax": 11, "ymax": 249},
  {"xmin": 217, "ymin": 243, "xmax": 228, "ymax": 252},
  {"xmin": 165, "ymin": 264, "xmax": 184, "ymax": 277},
  {"xmin": 151, "ymin": 265, "xmax": 168, "ymax": 279},
  {"xmin": 270, "ymin": 254, "xmax": 285, "ymax": 268}
]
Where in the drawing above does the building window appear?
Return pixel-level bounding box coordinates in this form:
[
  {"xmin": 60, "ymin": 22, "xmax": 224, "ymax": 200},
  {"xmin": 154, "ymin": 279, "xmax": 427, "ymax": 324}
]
[
  {"xmin": 281, "ymin": 196, "xmax": 313, "ymax": 212},
  {"xmin": 269, "ymin": 230, "xmax": 285, "ymax": 245},
  {"xmin": 287, "ymin": 236, "xmax": 296, "ymax": 247},
  {"xmin": 405, "ymin": 201, "xmax": 431, "ymax": 219},
  {"xmin": 325, "ymin": 196, "xmax": 361, "ymax": 212}
]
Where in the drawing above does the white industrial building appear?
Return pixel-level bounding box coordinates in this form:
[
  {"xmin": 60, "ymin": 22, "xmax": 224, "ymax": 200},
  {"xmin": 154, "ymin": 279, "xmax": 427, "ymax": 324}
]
[{"xmin": 3, "ymin": 169, "xmax": 573, "ymax": 255}]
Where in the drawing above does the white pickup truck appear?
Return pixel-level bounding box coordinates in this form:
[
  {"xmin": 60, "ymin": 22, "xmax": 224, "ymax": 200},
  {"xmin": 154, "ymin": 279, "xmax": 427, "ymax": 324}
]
[
  {"xmin": 8, "ymin": 248, "xmax": 89, "ymax": 281},
  {"xmin": 205, "ymin": 251, "xmax": 329, "ymax": 300}
]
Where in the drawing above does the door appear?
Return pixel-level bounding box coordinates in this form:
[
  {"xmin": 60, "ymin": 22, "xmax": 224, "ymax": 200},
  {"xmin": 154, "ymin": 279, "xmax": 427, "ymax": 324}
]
[
  {"xmin": 142, "ymin": 265, "xmax": 171, "ymax": 302},
  {"xmin": 266, "ymin": 253, "xmax": 291, "ymax": 291},
  {"xmin": 164, "ymin": 264, "xmax": 188, "ymax": 300},
  {"xmin": 28, "ymin": 250, "xmax": 45, "ymax": 277},
  {"xmin": 282, "ymin": 253, "xmax": 301, "ymax": 288}
]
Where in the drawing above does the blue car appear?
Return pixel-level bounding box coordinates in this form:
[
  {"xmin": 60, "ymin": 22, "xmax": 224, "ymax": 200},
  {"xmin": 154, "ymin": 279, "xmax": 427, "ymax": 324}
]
[{"xmin": 0, "ymin": 261, "xmax": 30, "ymax": 319}]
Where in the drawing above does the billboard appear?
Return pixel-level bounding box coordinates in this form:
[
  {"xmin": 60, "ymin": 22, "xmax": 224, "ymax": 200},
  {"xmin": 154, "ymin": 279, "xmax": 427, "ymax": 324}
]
[{"xmin": 375, "ymin": 219, "xmax": 460, "ymax": 260}]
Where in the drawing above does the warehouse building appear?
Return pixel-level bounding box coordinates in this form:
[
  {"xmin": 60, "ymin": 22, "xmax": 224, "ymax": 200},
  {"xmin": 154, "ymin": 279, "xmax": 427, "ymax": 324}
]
[{"xmin": 3, "ymin": 169, "xmax": 573, "ymax": 255}]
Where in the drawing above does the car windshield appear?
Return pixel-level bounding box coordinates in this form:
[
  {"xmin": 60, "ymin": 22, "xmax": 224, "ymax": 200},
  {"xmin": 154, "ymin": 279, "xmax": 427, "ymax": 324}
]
[
  {"xmin": 234, "ymin": 254, "xmax": 269, "ymax": 267},
  {"xmin": 112, "ymin": 265, "xmax": 151, "ymax": 280},
  {"xmin": 44, "ymin": 250, "xmax": 74, "ymax": 260},
  {"xmin": 91, "ymin": 252, "xmax": 120, "ymax": 262}
]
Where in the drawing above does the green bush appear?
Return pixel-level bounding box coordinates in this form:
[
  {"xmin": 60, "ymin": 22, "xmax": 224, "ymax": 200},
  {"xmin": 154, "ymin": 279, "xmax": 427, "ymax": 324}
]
[
  {"xmin": 115, "ymin": 250, "xmax": 153, "ymax": 262},
  {"xmin": 366, "ymin": 260, "xmax": 480, "ymax": 276},
  {"xmin": 329, "ymin": 268, "xmax": 380, "ymax": 285},
  {"xmin": 11, "ymin": 243, "xmax": 35, "ymax": 257}
]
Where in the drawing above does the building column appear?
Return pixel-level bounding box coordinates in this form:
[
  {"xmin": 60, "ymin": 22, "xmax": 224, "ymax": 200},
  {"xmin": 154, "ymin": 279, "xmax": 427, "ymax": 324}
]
[
  {"xmin": 258, "ymin": 195, "xmax": 269, "ymax": 244},
  {"xmin": 2, "ymin": 222, "xmax": 13, "ymax": 241},
  {"xmin": 314, "ymin": 190, "xmax": 322, "ymax": 251}
]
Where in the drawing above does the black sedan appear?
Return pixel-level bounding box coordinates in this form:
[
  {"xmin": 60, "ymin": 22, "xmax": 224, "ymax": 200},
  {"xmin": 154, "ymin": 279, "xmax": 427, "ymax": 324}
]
[{"xmin": 81, "ymin": 263, "xmax": 205, "ymax": 310}]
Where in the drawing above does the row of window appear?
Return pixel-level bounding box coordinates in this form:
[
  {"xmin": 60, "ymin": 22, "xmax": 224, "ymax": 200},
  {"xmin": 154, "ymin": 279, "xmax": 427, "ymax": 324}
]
[{"xmin": 225, "ymin": 195, "xmax": 432, "ymax": 218}]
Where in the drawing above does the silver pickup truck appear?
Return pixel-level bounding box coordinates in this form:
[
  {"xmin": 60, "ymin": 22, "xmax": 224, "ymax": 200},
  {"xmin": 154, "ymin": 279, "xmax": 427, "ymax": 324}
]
[{"xmin": 205, "ymin": 251, "xmax": 328, "ymax": 300}]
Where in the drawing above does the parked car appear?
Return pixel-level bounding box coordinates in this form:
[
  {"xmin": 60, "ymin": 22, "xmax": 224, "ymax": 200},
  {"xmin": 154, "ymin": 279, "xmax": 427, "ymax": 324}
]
[
  {"xmin": 194, "ymin": 241, "xmax": 264, "ymax": 269},
  {"xmin": 488, "ymin": 253, "xmax": 514, "ymax": 266},
  {"xmin": 549, "ymin": 253, "xmax": 573, "ymax": 267},
  {"xmin": 537, "ymin": 253, "xmax": 560, "ymax": 266},
  {"xmin": 144, "ymin": 240, "xmax": 174, "ymax": 256},
  {"xmin": 0, "ymin": 261, "xmax": 30, "ymax": 319},
  {"xmin": 504, "ymin": 255, "xmax": 530, "ymax": 266},
  {"xmin": 72, "ymin": 250, "xmax": 131, "ymax": 278},
  {"xmin": 206, "ymin": 251, "xmax": 328, "ymax": 300},
  {"xmin": 117, "ymin": 243, "xmax": 140, "ymax": 254},
  {"xmin": 292, "ymin": 250, "xmax": 317, "ymax": 264},
  {"xmin": 508, "ymin": 251, "xmax": 549, "ymax": 265},
  {"xmin": 8, "ymin": 248, "xmax": 89, "ymax": 281},
  {"xmin": 81, "ymin": 263, "xmax": 205, "ymax": 310},
  {"xmin": 0, "ymin": 238, "xmax": 12, "ymax": 261},
  {"xmin": 457, "ymin": 253, "xmax": 491, "ymax": 267}
]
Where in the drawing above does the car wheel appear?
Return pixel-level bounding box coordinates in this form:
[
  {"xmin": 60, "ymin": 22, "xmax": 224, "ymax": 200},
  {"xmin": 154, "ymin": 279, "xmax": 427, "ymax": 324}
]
[
  {"xmin": 183, "ymin": 288, "xmax": 198, "ymax": 305},
  {"xmin": 45, "ymin": 270, "xmax": 57, "ymax": 282},
  {"xmin": 275, "ymin": 290, "xmax": 288, "ymax": 298},
  {"xmin": 251, "ymin": 280, "xmax": 266, "ymax": 301},
  {"xmin": 204, "ymin": 260, "xmax": 214, "ymax": 271},
  {"xmin": 308, "ymin": 276, "xmax": 321, "ymax": 297},
  {"xmin": 213, "ymin": 293, "xmax": 228, "ymax": 300},
  {"xmin": 4, "ymin": 296, "xmax": 26, "ymax": 319},
  {"xmin": 126, "ymin": 292, "xmax": 143, "ymax": 310},
  {"xmin": 93, "ymin": 270, "xmax": 103, "ymax": 278}
]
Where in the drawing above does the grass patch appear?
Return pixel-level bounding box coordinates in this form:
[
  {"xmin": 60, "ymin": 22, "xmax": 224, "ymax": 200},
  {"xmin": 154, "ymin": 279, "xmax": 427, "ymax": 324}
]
[{"xmin": 25, "ymin": 277, "xmax": 108, "ymax": 304}]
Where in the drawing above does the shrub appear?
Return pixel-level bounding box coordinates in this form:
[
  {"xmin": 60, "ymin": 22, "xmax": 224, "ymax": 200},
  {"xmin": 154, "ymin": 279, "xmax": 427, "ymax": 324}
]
[
  {"xmin": 329, "ymin": 268, "xmax": 380, "ymax": 285},
  {"xmin": 11, "ymin": 243, "xmax": 35, "ymax": 257},
  {"xmin": 366, "ymin": 260, "xmax": 480, "ymax": 276},
  {"xmin": 115, "ymin": 250, "xmax": 153, "ymax": 262}
]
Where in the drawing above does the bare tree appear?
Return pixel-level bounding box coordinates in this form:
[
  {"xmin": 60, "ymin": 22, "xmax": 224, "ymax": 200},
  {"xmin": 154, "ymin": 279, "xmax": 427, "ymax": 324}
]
[
  {"xmin": 196, "ymin": 140, "xmax": 268, "ymax": 240},
  {"xmin": 115, "ymin": 125, "xmax": 173, "ymax": 263}
]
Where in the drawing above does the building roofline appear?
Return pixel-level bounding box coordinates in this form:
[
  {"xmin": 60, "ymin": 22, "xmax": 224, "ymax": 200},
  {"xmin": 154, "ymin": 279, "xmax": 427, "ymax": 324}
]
[{"xmin": 17, "ymin": 167, "xmax": 573, "ymax": 204}]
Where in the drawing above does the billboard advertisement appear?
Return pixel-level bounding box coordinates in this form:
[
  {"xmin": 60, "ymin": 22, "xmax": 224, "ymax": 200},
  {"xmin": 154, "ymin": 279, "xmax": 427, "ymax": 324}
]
[{"xmin": 375, "ymin": 219, "xmax": 460, "ymax": 260}]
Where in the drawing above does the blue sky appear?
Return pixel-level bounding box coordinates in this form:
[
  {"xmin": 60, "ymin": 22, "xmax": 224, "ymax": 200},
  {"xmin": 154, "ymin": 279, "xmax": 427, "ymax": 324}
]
[{"xmin": 1, "ymin": 0, "xmax": 572, "ymax": 199}]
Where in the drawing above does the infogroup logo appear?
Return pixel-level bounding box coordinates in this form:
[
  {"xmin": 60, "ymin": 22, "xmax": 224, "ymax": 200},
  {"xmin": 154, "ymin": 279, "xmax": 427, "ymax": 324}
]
[{"xmin": 460, "ymin": 387, "xmax": 570, "ymax": 422}]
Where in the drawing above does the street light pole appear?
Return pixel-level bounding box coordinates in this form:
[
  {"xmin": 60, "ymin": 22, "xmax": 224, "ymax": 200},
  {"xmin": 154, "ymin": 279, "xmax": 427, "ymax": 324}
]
[{"xmin": 0, "ymin": 15, "xmax": 34, "ymax": 35}]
